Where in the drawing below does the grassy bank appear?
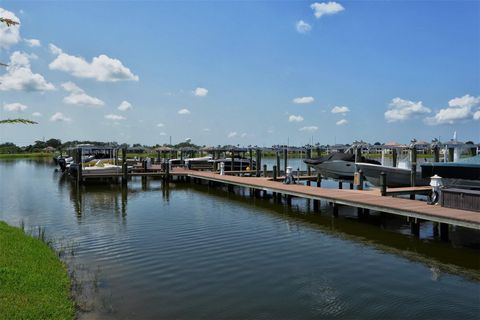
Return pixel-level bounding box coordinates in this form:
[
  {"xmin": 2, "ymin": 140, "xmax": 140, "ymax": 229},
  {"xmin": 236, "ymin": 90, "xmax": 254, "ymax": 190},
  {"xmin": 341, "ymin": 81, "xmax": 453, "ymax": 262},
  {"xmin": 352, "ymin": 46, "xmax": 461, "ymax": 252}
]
[
  {"xmin": 0, "ymin": 221, "xmax": 74, "ymax": 320},
  {"xmin": 0, "ymin": 153, "xmax": 54, "ymax": 159}
]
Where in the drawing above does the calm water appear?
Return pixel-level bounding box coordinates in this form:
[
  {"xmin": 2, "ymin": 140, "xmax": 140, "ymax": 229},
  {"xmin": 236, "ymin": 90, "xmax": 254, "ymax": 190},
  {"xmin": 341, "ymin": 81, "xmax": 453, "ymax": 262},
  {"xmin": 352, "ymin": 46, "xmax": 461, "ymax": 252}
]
[{"xmin": 1, "ymin": 159, "xmax": 479, "ymax": 319}]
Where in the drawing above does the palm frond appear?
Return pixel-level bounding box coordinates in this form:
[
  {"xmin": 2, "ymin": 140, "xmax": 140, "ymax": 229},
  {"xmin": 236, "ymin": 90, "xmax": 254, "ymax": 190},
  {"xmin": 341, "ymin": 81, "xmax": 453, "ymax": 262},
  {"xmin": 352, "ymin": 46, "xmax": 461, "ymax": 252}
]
[
  {"xmin": 0, "ymin": 17, "xmax": 20, "ymax": 27},
  {"xmin": 0, "ymin": 118, "xmax": 38, "ymax": 124}
]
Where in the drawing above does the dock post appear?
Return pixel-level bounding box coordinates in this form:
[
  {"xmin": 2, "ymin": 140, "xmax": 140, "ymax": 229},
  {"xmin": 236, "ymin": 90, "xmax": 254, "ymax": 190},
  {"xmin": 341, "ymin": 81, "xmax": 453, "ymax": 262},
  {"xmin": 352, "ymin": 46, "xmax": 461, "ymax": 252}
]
[
  {"xmin": 433, "ymin": 145, "xmax": 440, "ymax": 163},
  {"xmin": 355, "ymin": 145, "xmax": 362, "ymax": 163},
  {"xmin": 122, "ymin": 147, "xmax": 128, "ymax": 185},
  {"xmin": 317, "ymin": 173, "xmax": 322, "ymax": 188},
  {"xmin": 76, "ymin": 148, "xmax": 83, "ymax": 185},
  {"xmin": 338, "ymin": 181, "xmax": 343, "ymax": 189},
  {"xmin": 273, "ymin": 165, "xmax": 277, "ymax": 181},
  {"xmin": 392, "ymin": 148, "xmax": 397, "ymax": 167},
  {"xmin": 440, "ymin": 223, "xmax": 449, "ymax": 241},
  {"xmin": 410, "ymin": 219, "xmax": 420, "ymax": 237},
  {"xmin": 313, "ymin": 199, "xmax": 320, "ymax": 212},
  {"xmin": 357, "ymin": 170, "xmax": 364, "ymax": 191},
  {"xmin": 283, "ymin": 148, "xmax": 288, "ymax": 175},
  {"xmin": 448, "ymin": 147, "xmax": 454, "ymax": 162},
  {"xmin": 286, "ymin": 195, "xmax": 292, "ymax": 206},
  {"xmin": 255, "ymin": 149, "xmax": 262, "ymax": 177},
  {"xmin": 332, "ymin": 204, "xmax": 339, "ymax": 217},
  {"xmin": 276, "ymin": 151, "xmax": 281, "ymax": 177},
  {"xmin": 165, "ymin": 160, "xmax": 170, "ymax": 183},
  {"xmin": 380, "ymin": 172, "xmax": 387, "ymax": 196},
  {"xmin": 249, "ymin": 148, "xmax": 253, "ymax": 170},
  {"xmin": 410, "ymin": 143, "xmax": 417, "ymax": 200},
  {"xmin": 306, "ymin": 148, "xmax": 312, "ymax": 176},
  {"xmin": 433, "ymin": 222, "xmax": 439, "ymax": 237},
  {"xmin": 263, "ymin": 164, "xmax": 267, "ymax": 177}
]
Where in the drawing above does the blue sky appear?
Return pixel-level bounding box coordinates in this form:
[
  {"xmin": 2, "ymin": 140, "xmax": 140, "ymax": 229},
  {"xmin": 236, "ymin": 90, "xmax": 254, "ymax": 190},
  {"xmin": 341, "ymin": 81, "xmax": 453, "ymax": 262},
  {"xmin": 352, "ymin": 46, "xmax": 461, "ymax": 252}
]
[{"xmin": 0, "ymin": 1, "xmax": 479, "ymax": 146}]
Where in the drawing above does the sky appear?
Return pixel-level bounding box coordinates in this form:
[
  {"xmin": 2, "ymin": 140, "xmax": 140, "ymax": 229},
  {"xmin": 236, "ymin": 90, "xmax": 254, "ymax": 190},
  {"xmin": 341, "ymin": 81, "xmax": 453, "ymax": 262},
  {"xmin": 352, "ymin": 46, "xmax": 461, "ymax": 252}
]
[{"xmin": 0, "ymin": 0, "xmax": 479, "ymax": 147}]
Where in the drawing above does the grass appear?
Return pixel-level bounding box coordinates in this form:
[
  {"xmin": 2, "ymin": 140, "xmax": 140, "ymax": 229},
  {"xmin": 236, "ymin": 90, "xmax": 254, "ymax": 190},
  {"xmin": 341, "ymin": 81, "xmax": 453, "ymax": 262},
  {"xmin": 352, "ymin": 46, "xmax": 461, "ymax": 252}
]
[
  {"xmin": 0, "ymin": 221, "xmax": 75, "ymax": 320},
  {"xmin": 0, "ymin": 153, "xmax": 54, "ymax": 159}
]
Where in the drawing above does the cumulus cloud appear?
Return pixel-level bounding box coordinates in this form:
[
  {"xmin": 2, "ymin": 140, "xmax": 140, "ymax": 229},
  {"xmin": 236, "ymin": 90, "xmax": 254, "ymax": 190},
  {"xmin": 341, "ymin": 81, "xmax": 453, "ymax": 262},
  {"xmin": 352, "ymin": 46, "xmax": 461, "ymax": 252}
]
[
  {"xmin": 49, "ymin": 44, "xmax": 139, "ymax": 82},
  {"xmin": 159, "ymin": 132, "xmax": 167, "ymax": 136},
  {"xmin": 24, "ymin": 38, "xmax": 41, "ymax": 47},
  {"xmin": 227, "ymin": 131, "xmax": 237, "ymax": 138},
  {"xmin": 289, "ymin": 115, "xmax": 304, "ymax": 122},
  {"xmin": 193, "ymin": 87, "xmax": 208, "ymax": 97},
  {"xmin": 299, "ymin": 126, "xmax": 318, "ymax": 132},
  {"xmin": 331, "ymin": 106, "xmax": 350, "ymax": 114},
  {"xmin": 178, "ymin": 108, "xmax": 190, "ymax": 115},
  {"xmin": 0, "ymin": 8, "xmax": 21, "ymax": 49},
  {"xmin": 118, "ymin": 100, "xmax": 132, "ymax": 111},
  {"xmin": 384, "ymin": 97, "xmax": 431, "ymax": 123},
  {"xmin": 336, "ymin": 119, "xmax": 348, "ymax": 125},
  {"xmin": 105, "ymin": 114, "xmax": 126, "ymax": 121},
  {"xmin": 240, "ymin": 133, "xmax": 248, "ymax": 138},
  {"xmin": 3, "ymin": 102, "xmax": 27, "ymax": 112},
  {"xmin": 32, "ymin": 112, "xmax": 42, "ymax": 117},
  {"xmin": 157, "ymin": 123, "xmax": 165, "ymax": 127},
  {"xmin": 293, "ymin": 96, "xmax": 314, "ymax": 104},
  {"xmin": 425, "ymin": 94, "xmax": 480, "ymax": 125},
  {"xmin": 0, "ymin": 51, "xmax": 55, "ymax": 92},
  {"xmin": 203, "ymin": 128, "xmax": 210, "ymax": 132},
  {"xmin": 61, "ymin": 81, "xmax": 104, "ymax": 107},
  {"xmin": 50, "ymin": 112, "xmax": 71, "ymax": 122},
  {"xmin": 474, "ymin": 111, "xmax": 480, "ymax": 121},
  {"xmin": 311, "ymin": 2, "xmax": 345, "ymax": 18},
  {"xmin": 296, "ymin": 20, "xmax": 312, "ymax": 34}
]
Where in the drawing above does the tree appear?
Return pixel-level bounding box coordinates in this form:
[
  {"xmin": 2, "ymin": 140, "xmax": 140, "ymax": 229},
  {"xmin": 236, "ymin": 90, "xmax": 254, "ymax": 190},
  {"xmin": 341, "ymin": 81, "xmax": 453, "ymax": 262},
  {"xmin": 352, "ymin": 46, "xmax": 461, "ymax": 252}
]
[{"xmin": 46, "ymin": 138, "xmax": 62, "ymax": 148}]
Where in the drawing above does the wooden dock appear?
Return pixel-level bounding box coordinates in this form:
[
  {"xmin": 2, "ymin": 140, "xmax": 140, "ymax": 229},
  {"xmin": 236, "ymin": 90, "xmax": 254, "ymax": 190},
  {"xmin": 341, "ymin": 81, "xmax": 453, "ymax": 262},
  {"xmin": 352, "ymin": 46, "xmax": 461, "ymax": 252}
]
[
  {"xmin": 180, "ymin": 169, "xmax": 480, "ymax": 231},
  {"xmin": 76, "ymin": 167, "xmax": 480, "ymax": 232}
]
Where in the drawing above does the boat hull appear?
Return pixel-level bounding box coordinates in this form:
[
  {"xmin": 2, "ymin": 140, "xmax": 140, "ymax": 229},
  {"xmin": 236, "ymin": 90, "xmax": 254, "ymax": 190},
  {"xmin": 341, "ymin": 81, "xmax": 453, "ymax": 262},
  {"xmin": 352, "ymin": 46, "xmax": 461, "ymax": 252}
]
[
  {"xmin": 356, "ymin": 163, "xmax": 429, "ymax": 188},
  {"xmin": 312, "ymin": 160, "xmax": 356, "ymax": 180}
]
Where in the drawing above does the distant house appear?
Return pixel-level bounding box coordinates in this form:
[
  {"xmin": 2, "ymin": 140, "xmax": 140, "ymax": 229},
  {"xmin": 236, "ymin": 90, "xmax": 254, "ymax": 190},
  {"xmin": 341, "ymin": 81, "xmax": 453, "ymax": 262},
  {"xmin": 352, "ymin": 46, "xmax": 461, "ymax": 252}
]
[{"xmin": 44, "ymin": 146, "xmax": 56, "ymax": 153}]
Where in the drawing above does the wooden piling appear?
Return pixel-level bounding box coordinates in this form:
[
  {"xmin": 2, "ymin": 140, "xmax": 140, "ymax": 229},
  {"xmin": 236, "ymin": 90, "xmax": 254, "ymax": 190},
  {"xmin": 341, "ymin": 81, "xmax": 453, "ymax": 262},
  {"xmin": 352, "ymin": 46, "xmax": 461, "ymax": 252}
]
[
  {"xmin": 355, "ymin": 146, "xmax": 362, "ymax": 163},
  {"xmin": 283, "ymin": 148, "xmax": 288, "ymax": 173},
  {"xmin": 380, "ymin": 172, "xmax": 387, "ymax": 196},
  {"xmin": 276, "ymin": 151, "xmax": 281, "ymax": 177},
  {"xmin": 440, "ymin": 223, "xmax": 449, "ymax": 241},
  {"xmin": 433, "ymin": 146, "xmax": 440, "ymax": 163},
  {"xmin": 306, "ymin": 148, "xmax": 312, "ymax": 176},
  {"xmin": 338, "ymin": 181, "xmax": 343, "ymax": 189},
  {"xmin": 410, "ymin": 219, "xmax": 420, "ymax": 237},
  {"xmin": 410, "ymin": 145, "xmax": 417, "ymax": 200},
  {"xmin": 255, "ymin": 149, "xmax": 261, "ymax": 177},
  {"xmin": 356, "ymin": 170, "xmax": 364, "ymax": 191},
  {"xmin": 273, "ymin": 165, "xmax": 277, "ymax": 180},
  {"xmin": 122, "ymin": 147, "xmax": 128, "ymax": 185},
  {"xmin": 317, "ymin": 173, "xmax": 322, "ymax": 188},
  {"xmin": 448, "ymin": 147, "xmax": 454, "ymax": 162},
  {"xmin": 76, "ymin": 148, "xmax": 83, "ymax": 184},
  {"xmin": 263, "ymin": 164, "xmax": 267, "ymax": 177},
  {"xmin": 333, "ymin": 204, "xmax": 339, "ymax": 217},
  {"xmin": 392, "ymin": 148, "xmax": 397, "ymax": 167}
]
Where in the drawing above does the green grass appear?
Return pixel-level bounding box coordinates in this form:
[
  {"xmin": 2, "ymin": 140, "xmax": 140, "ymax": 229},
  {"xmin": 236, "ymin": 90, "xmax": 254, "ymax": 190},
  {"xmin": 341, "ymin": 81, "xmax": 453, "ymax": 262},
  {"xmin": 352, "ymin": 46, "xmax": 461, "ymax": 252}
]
[
  {"xmin": 0, "ymin": 221, "xmax": 75, "ymax": 320},
  {"xmin": 0, "ymin": 153, "xmax": 54, "ymax": 159}
]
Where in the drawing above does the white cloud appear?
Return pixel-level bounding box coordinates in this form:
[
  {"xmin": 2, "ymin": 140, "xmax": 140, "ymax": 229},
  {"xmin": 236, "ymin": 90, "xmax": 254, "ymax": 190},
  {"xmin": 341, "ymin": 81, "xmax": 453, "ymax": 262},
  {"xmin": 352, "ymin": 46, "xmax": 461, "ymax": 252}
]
[
  {"xmin": 61, "ymin": 81, "xmax": 104, "ymax": 107},
  {"xmin": 157, "ymin": 123, "xmax": 165, "ymax": 127},
  {"xmin": 336, "ymin": 119, "xmax": 348, "ymax": 125},
  {"xmin": 331, "ymin": 106, "xmax": 350, "ymax": 114},
  {"xmin": 50, "ymin": 112, "xmax": 71, "ymax": 122},
  {"xmin": 296, "ymin": 20, "xmax": 312, "ymax": 34},
  {"xmin": 178, "ymin": 108, "xmax": 191, "ymax": 115},
  {"xmin": 193, "ymin": 87, "xmax": 208, "ymax": 97},
  {"xmin": 105, "ymin": 114, "xmax": 126, "ymax": 121},
  {"xmin": 474, "ymin": 110, "xmax": 480, "ymax": 121},
  {"xmin": 118, "ymin": 100, "xmax": 132, "ymax": 111},
  {"xmin": 0, "ymin": 51, "xmax": 55, "ymax": 92},
  {"xmin": 384, "ymin": 97, "xmax": 431, "ymax": 123},
  {"xmin": 240, "ymin": 133, "xmax": 248, "ymax": 138},
  {"xmin": 159, "ymin": 132, "xmax": 167, "ymax": 136},
  {"xmin": 425, "ymin": 94, "xmax": 480, "ymax": 125},
  {"xmin": 24, "ymin": 38, "xmax": 41, "ymax": 47},
  {"xmin": 293, "ymin": 96, "xmax": 314, "ymax": 104},
  {"xmin": 311, "ymin": 2, "xmax": 345, "ymax": 18},
  {"xmin": 299, "ymin": 126, "xmax": 318, "ymax": 132},
  {"xmin": 49, "ymin": 44, "xmax": 139, "ymax": 82},
  {"xmin": 227, "ymin": 131, "xmax": 237, "ymax": 138},
  {"xmin": 3, "ymin": 102, "xmax": 27, "ymax": 112},
  {"xmin": 203, "ymin": 128, "xmax": 210, "ymax": 132},
  {"xmin": 32, "ymin": 112, "xmax": 42, "ymax": 117},
  {"xmin": 289, "ymin": 114, "xmax": 304, "ymax": 122},
  {"xmin": 0, "ymin": 8, "xmax": 20, "ymax": 49}
]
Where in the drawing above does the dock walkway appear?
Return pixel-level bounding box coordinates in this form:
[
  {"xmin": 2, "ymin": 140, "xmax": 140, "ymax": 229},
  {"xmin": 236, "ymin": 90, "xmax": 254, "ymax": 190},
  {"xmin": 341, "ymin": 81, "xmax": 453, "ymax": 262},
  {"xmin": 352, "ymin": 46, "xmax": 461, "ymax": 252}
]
[{"xmin": 181, "ymin": 169, "xmax": 480, "ymax": 230}]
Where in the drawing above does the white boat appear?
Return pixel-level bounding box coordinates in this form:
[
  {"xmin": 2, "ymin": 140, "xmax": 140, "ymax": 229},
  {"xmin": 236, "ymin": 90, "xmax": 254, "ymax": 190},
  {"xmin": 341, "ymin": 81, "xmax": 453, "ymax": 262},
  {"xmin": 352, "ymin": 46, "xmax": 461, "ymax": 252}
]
[
  {"xmin": 356, "ymin": 163, "xmax": 429, "ymax": 188},
  {"xmin": 314, "ymin": 160, "xmax": 357, "ymax": 180}
]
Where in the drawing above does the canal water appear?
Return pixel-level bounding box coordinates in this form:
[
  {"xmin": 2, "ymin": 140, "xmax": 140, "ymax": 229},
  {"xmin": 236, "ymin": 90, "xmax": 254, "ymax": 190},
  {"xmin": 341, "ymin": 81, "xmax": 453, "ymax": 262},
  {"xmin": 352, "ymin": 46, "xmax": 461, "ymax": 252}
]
[{"xmin": 0, "ymin": 159, "xmax": 479, "ymax": 319}]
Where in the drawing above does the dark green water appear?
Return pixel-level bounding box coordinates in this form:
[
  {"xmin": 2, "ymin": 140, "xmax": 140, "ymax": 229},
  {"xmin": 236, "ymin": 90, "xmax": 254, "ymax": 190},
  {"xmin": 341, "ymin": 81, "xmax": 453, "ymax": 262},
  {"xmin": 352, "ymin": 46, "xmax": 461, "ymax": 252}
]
[{"xmin": 0, "ymin": 159, "xmax": 479, "ymax": 319}]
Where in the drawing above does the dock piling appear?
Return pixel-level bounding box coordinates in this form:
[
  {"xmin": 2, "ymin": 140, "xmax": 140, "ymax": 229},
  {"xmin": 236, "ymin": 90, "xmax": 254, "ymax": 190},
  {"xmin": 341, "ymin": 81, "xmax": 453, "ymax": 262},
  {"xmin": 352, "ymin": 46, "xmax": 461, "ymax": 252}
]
[{"xmin": 380, "ymin": 172, "xmax": 387, "ymax": 196}]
